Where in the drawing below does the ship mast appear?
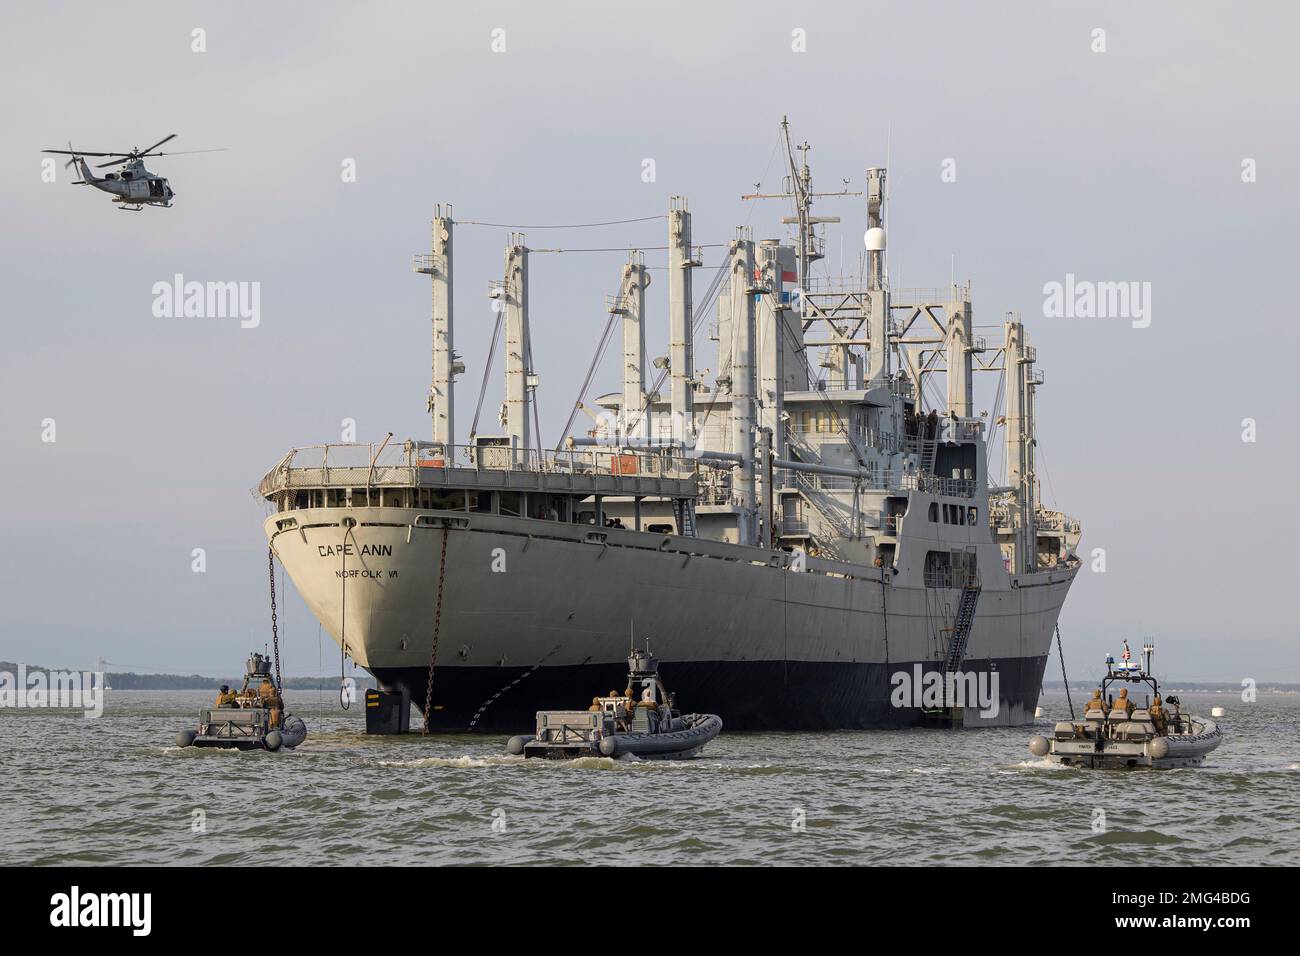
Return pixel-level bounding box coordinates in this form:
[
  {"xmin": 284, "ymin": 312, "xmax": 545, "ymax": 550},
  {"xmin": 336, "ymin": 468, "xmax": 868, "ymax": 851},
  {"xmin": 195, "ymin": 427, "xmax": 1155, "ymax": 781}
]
[
  {"xmin": 414, "ymin": 203, "xmax": 460, "ymax": 451},
  {"xmin": 667, "ymin": 197, "xmax": 697, "ymax": 445},
  {"xmin": 1004, "ymin": 316, "xmax": 1040, "ymax": 573},
  {"xmin": 741, "ymin": 116, "xmax": 859, "ymax": 301},
  {"xmin": 502, "ymin": 233, "xmax": 532, "ymax": 465}
]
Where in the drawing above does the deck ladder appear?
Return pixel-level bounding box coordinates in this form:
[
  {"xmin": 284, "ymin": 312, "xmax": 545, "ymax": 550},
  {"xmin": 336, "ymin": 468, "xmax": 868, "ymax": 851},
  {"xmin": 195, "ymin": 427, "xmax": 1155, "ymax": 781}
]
[
  {"xmin": 941, "ymin": 582, "xmax": 982, "ymax": 673},
  {"xmin": 672, "ymin": 498, "xmax": 698, "ymax": 538}
]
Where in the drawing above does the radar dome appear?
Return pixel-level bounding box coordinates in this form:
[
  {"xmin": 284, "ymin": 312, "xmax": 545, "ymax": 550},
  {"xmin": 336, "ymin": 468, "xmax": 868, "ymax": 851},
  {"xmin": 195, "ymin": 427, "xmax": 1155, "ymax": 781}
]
[{"xmin": 864, "ymin": 227, "xmax": 886, "ymax": 251}]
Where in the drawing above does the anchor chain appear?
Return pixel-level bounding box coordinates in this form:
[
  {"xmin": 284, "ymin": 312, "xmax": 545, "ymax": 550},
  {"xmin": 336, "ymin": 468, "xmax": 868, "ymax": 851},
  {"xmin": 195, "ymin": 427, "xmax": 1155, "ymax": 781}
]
[
  {"xmin": 268, "ymin": 547, "xmax": 283, "ymax": 695},
  {"xmin": 1056, "ymin": 622, "xmax": 1075, "ymax": 720},
  {"xmin": 422, "ymin": 524, "xmax": 450, "ymax": 734}
]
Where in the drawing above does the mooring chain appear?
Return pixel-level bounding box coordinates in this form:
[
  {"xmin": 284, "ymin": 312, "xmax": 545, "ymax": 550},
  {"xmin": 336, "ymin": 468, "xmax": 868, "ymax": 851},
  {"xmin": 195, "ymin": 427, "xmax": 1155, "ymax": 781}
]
[
  {"xmin": 468, "ymin": 642, "xmax": 564, "ymax": 730},
  {"xmin": 422, "ymin": 524, "xmax": 451, "ymax": 734},
  {"xmin": 268, "ymin": 547, "xmax": 283, "ymax": 695},
  {"xmin": 1056, "ymin": 623, "xmax": 1075, "ymax": 720}
]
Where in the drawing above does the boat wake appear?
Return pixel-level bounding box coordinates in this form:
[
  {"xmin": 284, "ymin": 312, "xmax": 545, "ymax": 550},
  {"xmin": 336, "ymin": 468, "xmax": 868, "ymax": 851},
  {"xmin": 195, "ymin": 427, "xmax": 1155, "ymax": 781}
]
[{"xmin": 1011, "ymin": 757, "xmax": 1074, "ymax": 771}]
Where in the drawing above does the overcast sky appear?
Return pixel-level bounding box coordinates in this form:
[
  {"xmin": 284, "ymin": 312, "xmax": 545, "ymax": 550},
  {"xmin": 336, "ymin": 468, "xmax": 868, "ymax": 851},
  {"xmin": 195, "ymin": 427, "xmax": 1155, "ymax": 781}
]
[{"xmin": 2, "ymin": 1, "xmax": 1297, "ymax": 681}]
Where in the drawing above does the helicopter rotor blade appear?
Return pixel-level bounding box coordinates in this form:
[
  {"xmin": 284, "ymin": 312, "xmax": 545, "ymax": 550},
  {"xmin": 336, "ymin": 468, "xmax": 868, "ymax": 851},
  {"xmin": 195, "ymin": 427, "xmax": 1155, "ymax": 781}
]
[
  {"xmin": 143, "ymin": 148, "xmax": 228, "ymax": 158},
  {"xmin": 138, "ymin": 133, "xmax": 177, "ymax": 156},
  {"xmin": 42, "ymin": 149, "xmax": 132, "ymax": 158}
]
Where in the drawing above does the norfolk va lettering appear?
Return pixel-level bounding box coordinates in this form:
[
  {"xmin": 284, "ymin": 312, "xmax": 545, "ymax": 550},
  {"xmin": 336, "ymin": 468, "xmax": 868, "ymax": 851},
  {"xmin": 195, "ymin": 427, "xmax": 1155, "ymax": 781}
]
[{"xmin": 318, "ymin": 541, "xmax": 399, "ymax": 580}]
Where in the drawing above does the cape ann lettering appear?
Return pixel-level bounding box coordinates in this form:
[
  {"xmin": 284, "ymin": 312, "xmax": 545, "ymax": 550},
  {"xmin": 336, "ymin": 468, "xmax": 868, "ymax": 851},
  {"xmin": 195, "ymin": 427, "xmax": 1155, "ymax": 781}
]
[{"xmin": 317, "ymin": 543, "xmax": 392, "ymax": 558}]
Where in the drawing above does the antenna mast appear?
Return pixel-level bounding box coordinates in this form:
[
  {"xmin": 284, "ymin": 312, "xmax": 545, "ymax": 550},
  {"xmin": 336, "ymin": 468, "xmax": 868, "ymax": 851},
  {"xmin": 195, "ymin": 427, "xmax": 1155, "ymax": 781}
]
[{"xmin": 741, "ymin": 117, "xmax": 860, "ymax": 313}]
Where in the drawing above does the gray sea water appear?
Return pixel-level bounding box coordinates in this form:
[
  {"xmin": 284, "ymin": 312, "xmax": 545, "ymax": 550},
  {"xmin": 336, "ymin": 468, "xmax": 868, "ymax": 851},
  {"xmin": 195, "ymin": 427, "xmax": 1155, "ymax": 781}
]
[{"xmin": 2, "ymin": 690, "xmax": 1297, "ymax": 866}]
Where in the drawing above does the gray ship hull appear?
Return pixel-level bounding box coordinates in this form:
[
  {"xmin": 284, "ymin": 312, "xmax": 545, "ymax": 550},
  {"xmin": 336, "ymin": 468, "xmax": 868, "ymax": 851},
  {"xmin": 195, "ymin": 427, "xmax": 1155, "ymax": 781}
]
[
  {"xmin": 266, "ymin": 507, "xmax": 1077, "ymax": 731},
  {"xmin": 375, "ymin": 656, "xmax": 1050, "ymax": 732}
]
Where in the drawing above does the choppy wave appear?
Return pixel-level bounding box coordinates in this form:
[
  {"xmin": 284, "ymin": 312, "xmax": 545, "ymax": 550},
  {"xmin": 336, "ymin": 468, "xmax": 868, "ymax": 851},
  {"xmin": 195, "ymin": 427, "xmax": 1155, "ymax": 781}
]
[{"xmin": 2, "ymin": 689, "xmax": 1298, "ymax": 866}]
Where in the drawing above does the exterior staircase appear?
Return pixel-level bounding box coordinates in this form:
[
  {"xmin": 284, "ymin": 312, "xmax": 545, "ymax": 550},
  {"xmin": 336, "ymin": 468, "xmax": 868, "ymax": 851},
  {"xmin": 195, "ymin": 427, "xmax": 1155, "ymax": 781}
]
[
  {"xmin": 672, "ymin": 498, "xmax": 697, "ymax": 538},
  {"xmin": 941, "ymin": 582, "xmax": 982, "ymax": 673}
]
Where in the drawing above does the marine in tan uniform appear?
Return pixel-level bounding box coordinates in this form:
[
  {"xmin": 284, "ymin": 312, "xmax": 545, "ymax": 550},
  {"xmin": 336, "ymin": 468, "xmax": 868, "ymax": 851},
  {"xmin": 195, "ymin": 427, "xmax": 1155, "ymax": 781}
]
[
  {"xmin": 1149, "ymin": 695, "xmax": 1167, "ymax": 734},
  {"xmin": 1114, "ymin": 687, "xmax": 1135, "ymax": 717},
  {"xmin": 258, "ymin": 678, "xmax": 284, "ymax": 728}
]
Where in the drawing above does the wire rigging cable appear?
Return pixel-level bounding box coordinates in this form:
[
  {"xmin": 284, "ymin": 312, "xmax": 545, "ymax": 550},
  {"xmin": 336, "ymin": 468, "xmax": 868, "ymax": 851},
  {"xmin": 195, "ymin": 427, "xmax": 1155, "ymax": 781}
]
[
  {"xmin": 457, "ymin": 215, "xmax": 666, "ymax": 229},
  {"xmin": 469, "ymin": 307, "xmax": 505, "ymax": 440},
  {"xmin": 553, "ymin": 289, "xmax": 623, "ymax": 449},
  {"xmin": 621, "ymin": 257, "xmax": 729, "ymax": 436}
]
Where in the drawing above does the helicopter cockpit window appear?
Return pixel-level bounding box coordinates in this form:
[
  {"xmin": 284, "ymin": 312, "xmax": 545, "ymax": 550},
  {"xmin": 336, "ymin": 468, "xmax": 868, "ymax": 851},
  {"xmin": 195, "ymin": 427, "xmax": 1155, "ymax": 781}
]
[{"xmin": 149, "ymin": 180, "xmax": 164, "ymax": 197}]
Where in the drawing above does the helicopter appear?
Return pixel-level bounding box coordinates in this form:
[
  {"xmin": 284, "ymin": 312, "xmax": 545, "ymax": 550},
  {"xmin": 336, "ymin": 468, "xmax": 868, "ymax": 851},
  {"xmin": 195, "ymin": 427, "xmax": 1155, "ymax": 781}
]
[{"xmin": 42, "ymin": 134, "xmax": 224, "ymax": 210}]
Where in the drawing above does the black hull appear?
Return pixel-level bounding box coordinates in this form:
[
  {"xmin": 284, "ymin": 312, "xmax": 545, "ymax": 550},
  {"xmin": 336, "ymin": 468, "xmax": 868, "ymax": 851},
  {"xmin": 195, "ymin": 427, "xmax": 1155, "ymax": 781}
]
[{"xmin": 373, "ymin": 655, "xmax": 1050, "ymax": 732}]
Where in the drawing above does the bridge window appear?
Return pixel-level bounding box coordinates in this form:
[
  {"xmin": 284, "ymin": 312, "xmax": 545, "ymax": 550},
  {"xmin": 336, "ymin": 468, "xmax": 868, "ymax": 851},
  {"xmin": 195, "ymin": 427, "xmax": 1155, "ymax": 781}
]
[{"xmin": 941, "ymin": 504, "xmax": 968, "ymax": 526}]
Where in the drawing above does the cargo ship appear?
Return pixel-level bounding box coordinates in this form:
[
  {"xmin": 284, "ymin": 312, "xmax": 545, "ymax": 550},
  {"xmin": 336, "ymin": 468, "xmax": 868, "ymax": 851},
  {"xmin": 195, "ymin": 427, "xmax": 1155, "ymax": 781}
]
[{"xmin": 260, "ymin": 119, "xmax": 1080, "ymax": 732}]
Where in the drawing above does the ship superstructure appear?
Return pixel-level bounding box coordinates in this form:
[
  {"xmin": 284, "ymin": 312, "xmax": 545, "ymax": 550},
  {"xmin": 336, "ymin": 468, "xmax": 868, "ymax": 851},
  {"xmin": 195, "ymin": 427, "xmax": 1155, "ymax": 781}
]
[{"xmin": 260, "ymin": 120, "xmax": 1081, "ymax": 732}]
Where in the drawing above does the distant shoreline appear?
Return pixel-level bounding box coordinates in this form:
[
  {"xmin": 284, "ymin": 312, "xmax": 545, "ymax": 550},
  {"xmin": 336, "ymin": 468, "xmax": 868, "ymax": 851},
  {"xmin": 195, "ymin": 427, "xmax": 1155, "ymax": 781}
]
[
  {"xmin": 0, "ymin": 662, "xmax": 375, "ymax": 691},
  {"xmin": 1040, "ymin": 680, "xmax": 1297, "ymax": 694},
  {"xmin": 3, "ymin": 663, "xmax": 1293, "ymax": 693}
]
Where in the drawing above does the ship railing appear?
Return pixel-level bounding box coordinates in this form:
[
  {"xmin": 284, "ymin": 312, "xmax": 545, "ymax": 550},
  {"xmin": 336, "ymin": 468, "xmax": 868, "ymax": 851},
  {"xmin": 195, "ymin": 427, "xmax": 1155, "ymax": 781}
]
[
  {"xmin": 904, "ymin": 417, "xmax": 983, "ymax": 445},
  {"xmin": 913, "ymin": 474, "xmax": 977, "ymax": 498},
  {"xmin": 923, "ymin": 566, "xmax": 981, "ymax": 590},
  {"xmin": 772, "ymin": 467, "xmax": 976, "ymax": 499},
  {"xmin": 788, "ymin": 424, "xmax": 906, "ymax": 456},
  {"xmin": 412, "ymin": 254, "xmax": 445, "ymax": 275},
  {"xmin": 259, "ymin": 442, "xmax": 702, "ymax": 495},
  {"xmin": 1036, "ymin": 511, "xmax": 1081, "ymax": 534},
  {"xmin": 948, "ymin": 419, "xmax": 984, "ymax": 441},
  {"xmin": 801, "ymin": 276, "xmax": 869, "ymax": 296},
  {"xmin": 889, "ymin": 284, "xmax": 971, "ymax": 304}
]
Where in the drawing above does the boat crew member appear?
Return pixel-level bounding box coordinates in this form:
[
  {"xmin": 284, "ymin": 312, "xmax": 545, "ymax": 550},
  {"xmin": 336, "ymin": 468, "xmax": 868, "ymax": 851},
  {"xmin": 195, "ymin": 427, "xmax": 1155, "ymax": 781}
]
[
  {"xmin": 215, "ymin": 684, "xmax": 238, "ymax": 708},
  {"xmin": 1150, "ymin": 696, "xmax": 1167, "ymax": 734},
  {"xmin": 258, "ymin": 677, "xmax": 284, "ymax": 728},
  {"xmin": 1085, "ymin": 689, "xmax": 1104, "ymax": 713},
  {"xmin": 1114, "ymin": 687, "xmax": 1135, "ymax": 717}
]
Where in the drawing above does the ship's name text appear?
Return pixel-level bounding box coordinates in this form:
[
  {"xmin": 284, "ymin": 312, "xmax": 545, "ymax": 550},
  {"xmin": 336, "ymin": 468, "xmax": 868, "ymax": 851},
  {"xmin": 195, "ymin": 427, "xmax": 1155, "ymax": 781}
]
[{"xmin": 317, "ymin": 543, "xmax": 393, "ymax": 558}]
